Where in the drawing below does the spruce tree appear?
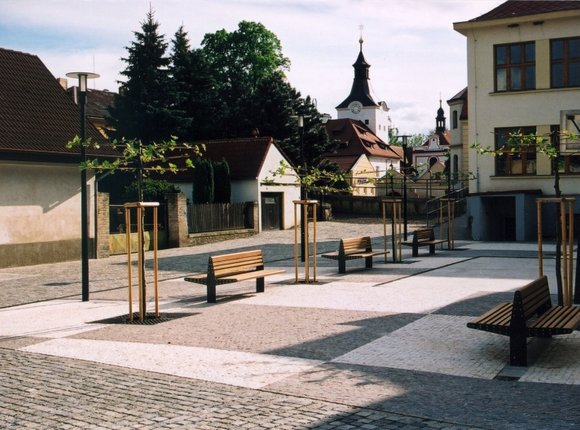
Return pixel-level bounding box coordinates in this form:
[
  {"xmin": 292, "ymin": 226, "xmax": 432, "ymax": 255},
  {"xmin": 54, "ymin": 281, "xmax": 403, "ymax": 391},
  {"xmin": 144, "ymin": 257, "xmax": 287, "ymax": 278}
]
[
  {"xmin": 108, "ymin": 9, "xmax": 178, "ymax": 143},
  {"xmin": 168, "ymin": 26, "xmax": 194, "ymax": 140},
  {"xmin": 213, "ymin": 159, "xmax": 231, "ymax": 203}
]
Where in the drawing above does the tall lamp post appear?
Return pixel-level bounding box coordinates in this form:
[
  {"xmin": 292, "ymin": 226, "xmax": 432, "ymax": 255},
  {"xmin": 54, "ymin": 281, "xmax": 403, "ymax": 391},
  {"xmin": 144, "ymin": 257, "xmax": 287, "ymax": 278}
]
[
  {"xmin": 298, "ymin": 114, "xmax": 306, "ymax": 262},
  {"xmin": 399, "ymin": 135, "xmax": 410, "ymax": 240},
  {"xmin": 66, "ymin": 71, "xmax": 99, "ymax": 302}
]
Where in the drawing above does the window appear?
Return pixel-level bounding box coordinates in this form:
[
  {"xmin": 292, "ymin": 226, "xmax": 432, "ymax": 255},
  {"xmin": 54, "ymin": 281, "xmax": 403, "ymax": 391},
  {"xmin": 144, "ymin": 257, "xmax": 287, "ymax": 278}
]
[
  {"xmin": 495, "ymin": 127, "xmax": 536, "ymax": 175},
  {"xmin": 551, "ymin": 37, "xmax": 580, "ymax": 88},
  {"xmin": 552, "ymin": 124, "xmax": 580, "ymax": 174},
  {"xmin": 495, "ymin": 42, "xmax": 535, "ymax": 92},
  {"xmin": 452, "ymin": 110, "xmax": 458, "ymax": 129}
]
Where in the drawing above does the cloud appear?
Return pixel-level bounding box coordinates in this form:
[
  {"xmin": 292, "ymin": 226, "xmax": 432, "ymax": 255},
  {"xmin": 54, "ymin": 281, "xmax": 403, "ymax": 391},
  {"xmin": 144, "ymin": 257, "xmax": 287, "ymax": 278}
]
[{"xmin": 0, "ymin": 0, "xmax": 503, "ymax": 134}]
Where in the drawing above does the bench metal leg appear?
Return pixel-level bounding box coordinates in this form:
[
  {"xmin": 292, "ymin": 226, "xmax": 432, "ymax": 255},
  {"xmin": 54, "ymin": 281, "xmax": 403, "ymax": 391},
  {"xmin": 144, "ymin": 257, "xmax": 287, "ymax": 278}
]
[
  {"xmin": 207, "ymin": 281, "xmax": 217, "ymax": 303},
  {"xmin": 510, "ymin": 332, "xmax": 527, "ymax": 366},
  {"xmin": 365, "ymin": 256, "xmax": 373, "ymax": 269},
  {"xmin": 256, "ymin": 277, "xmax": 265, "ymax": 293},
  {"xmin": 429, "ymin": 244, "xmax": 435, "ymax": 254},
  {"xmin": 412, "ymin": 245, "xmax": 419, "ymax": 257},
  {"xmin": 338, "ymin": 258, "xmax": 346, "ymax": 274}
]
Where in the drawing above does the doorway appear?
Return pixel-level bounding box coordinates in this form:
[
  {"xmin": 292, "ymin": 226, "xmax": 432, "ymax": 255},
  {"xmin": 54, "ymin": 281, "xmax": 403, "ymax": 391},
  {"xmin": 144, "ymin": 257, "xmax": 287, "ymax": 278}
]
[{"xmin": 261, "ymin": 192, "xmax": 282, "ymax": 230}]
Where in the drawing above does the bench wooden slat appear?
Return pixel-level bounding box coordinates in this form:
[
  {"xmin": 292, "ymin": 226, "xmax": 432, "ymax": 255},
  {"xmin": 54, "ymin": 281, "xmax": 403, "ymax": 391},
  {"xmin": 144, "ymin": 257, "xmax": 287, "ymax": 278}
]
[
  {"xmin": 467, "ymin": 302, "xmax": 512, "ymax": 334},
  {"xmin": 184, "ymin": 249, "xmax": 285, "ymax": 302},
  {"xmin": 321, "ymin": 236, "xmax": 387, "ymax": 273},
  {"xmin": 221, "ymin": 268, "xmax": 286, "ymax": 282},
  {"xmin": 468, "ymin": 275, "xmax": 580, "ymax": 366},
  {"xmin": 529, "ymin": 306, "xmax": 580, "ymax": 334},
  {"xmin": 401, "ymin": 228, "xmax": 445, "ymax": 257}
]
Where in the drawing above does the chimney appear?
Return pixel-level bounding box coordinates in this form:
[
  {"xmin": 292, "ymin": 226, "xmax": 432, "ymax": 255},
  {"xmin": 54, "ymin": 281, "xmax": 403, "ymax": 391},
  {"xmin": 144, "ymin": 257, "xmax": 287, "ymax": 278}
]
[{"xmin": 57, "ymin": 77, "xmax": 68, "ymax": 90}]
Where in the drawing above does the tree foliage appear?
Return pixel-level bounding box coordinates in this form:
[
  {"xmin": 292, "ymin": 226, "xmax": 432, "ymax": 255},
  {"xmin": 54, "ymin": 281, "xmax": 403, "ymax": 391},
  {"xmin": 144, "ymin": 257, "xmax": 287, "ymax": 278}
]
[
  {"xmin": 108, "ymin": 10, "xmax": 186, "ymax": 143},
  {"xmin": 213, "ymin": 159, "xmax": 231, "ymax": 203},
  {"xmin": 471, "ymin": 129, "xmax": 580, "ymax": 305},
  {"xmin": 192, "ymin": 158, "xmax": 214, "ymax": 204}
]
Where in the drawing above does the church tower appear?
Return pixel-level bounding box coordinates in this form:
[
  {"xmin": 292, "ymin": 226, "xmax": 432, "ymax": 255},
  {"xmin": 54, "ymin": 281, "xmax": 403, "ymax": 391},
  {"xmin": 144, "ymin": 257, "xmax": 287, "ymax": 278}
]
[
  {"xmin": 436, "ymin": 99, "xmax": 446, "ymax": 133},
  {"xmin": 336, "ymin": 36, "xmax": 390, "ymax": 142}
]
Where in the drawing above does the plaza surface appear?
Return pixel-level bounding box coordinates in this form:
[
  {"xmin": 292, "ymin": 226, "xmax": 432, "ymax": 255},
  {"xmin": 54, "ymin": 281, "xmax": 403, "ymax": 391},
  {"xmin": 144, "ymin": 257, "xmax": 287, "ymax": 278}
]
[{"xmin": 1, "ymin": 218, "xmax": 579, "ymax": 429}]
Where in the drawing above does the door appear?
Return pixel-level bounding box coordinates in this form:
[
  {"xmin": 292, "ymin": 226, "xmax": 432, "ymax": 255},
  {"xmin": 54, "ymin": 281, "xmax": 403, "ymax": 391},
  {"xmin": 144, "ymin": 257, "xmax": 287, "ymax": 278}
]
[{"xmin": 261, "ymin": 192, "xmax": 282, "ymax": 230}]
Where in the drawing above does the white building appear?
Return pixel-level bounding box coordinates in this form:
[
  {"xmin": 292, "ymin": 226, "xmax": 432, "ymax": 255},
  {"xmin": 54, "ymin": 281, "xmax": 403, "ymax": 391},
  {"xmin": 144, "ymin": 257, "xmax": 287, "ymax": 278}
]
[
  {"xmin": 454, "ymin": 0, "xmax": 580, "ymax": 241},
  {"xmin": 335, "ymin": 38, "xmax": 391, "ymax": 143}
]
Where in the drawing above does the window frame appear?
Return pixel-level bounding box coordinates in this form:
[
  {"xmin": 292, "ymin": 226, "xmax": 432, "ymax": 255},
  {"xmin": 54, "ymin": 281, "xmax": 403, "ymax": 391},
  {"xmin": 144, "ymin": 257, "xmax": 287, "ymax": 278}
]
[
  {"xmin": 494, "ymin": 42, "xmax": 536, "ymax": 92},
  {"xmin": 494, "ymin": 126, "xmax": 537, "ymax": 176},
  {"xmin": 550, "ymin": 37, "xmax": 580, "ymax": 88}
]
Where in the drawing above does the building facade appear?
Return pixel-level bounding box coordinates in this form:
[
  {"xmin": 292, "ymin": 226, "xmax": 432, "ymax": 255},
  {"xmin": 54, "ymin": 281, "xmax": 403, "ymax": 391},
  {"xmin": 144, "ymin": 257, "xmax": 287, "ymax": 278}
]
[{"xmin": 454, "ymin": 0, "xmax": 580, "ymax": 240}]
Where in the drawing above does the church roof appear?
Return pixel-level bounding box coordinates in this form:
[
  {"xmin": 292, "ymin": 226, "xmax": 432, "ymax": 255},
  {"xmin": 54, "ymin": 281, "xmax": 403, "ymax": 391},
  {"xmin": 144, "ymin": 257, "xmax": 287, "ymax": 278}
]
[
  {"xmin": 420, "ymin": 130, "xmax": 451, "ymax": 148},
  {"xmin": 324, "ymin": 118, "xmax": 401, "ymax": 163},
  {"xmin": 336, "ymin": 41, "xmax": 379, "ymax": 109}
]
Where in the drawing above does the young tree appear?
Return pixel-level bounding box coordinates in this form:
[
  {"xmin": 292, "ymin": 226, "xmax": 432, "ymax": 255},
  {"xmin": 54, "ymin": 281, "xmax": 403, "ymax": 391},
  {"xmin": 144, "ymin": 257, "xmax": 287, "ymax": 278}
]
[{"xmin": 472, "ymin": 130, "xmax": 580, "ymax": 305}]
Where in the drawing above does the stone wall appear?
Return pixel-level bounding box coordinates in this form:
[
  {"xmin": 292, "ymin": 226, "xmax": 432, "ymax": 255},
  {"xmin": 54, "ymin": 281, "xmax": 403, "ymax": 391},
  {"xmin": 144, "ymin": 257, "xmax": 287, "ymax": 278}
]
[{"xmin": 96, "ymin": 192, "xmax": 109, "ymax": 258}]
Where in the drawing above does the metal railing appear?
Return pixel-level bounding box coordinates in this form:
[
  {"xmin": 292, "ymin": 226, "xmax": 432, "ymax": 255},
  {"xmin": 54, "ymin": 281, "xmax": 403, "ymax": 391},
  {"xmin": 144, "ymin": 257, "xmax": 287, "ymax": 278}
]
[{"xmin": 425, "ymin": 185, "xmax": 468, "ymax": 227}]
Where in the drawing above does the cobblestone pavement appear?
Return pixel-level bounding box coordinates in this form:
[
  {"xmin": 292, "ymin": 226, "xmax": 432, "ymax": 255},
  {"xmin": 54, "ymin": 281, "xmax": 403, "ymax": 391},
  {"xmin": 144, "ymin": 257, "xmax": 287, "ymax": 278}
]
[
  {"xmin": 1, "ymin": 216, "xmax": 579, "ymax": 429},
  {"xmin": 1, "ymin": 349, "xmax": 483, "ymax": 430}
]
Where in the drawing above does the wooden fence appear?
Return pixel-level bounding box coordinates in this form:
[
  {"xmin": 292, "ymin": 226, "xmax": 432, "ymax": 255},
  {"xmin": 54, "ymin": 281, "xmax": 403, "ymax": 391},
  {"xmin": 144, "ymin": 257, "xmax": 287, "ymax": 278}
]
[{"xmin": 187, "ymin": 202, "xmax": 252, "ymax": 233}]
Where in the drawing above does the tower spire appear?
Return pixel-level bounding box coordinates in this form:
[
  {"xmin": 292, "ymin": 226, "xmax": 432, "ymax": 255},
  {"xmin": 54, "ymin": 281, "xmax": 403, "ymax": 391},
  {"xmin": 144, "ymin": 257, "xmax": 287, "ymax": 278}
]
[
  {"xmin": 336, "ymin": 31, "xmax": 377, "ymax": 109},
  {"xmin": 436, "ymin": 98, "xmax": 446, "ymax": 133}
]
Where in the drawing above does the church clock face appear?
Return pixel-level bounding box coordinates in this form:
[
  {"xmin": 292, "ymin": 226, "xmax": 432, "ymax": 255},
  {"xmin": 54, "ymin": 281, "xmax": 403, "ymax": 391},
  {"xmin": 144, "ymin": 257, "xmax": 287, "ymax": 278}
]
[{"xmin": 348, "ymin": 101, "xmax": 363, "ymax": 114}]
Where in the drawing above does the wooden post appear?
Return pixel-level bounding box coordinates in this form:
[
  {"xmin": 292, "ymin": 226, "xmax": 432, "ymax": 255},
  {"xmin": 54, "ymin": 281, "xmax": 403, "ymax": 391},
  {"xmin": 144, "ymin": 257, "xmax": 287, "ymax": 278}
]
[
  {"xmin": 440, "ymin": 198, "xmax": 456, "ymax": 250},
  {"xmin": 382, "ymin": 198, "xmax": 402, "ymax": 262},
  {"xmin": 124, "ymin": 202, "xmax": 160, "ymax": 321},
  {"xmin": 536, "ymin": 197, "xmax": 575, "ymax": 306},
  {"xmin": 293, "ymin": 200, "xmax": 318, "ymax": 283},
  {"xmin": 125, "ymin": 208, "xmax": 133, "ymax": 321},
  {"xmin": 537, "ymin": 200, "xmax": 543, "ymax": 277}
]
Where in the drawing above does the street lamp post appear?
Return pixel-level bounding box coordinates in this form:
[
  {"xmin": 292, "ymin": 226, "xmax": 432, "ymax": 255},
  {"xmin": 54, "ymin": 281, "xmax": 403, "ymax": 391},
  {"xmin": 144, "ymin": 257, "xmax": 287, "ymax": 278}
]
[
  {"xmin": 399, "ymin": 135, "xmax": 409, "ymax": 240},
  {"xmin": 298, "ymin": 115, "xmax": 306, "ymax": 262},
  {"xmin": 66, "ymin": 71, "xmax": 99, "ymax": 302}
]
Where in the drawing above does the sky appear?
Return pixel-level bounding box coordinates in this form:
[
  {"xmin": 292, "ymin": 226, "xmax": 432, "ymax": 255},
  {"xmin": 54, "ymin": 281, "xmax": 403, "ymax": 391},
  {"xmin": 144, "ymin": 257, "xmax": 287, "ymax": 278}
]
[{"xmin": 0, "ymin": 0, "xmax": 504, "ymax": 135}]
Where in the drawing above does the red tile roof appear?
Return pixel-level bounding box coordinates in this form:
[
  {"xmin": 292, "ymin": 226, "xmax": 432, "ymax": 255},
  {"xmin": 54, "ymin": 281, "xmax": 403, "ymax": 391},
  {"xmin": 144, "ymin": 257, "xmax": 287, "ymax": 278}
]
[
  {"xmin": 0, "ymin": 48, "xmax": 115, "ymax": 160},
  {"xmin": 67, "ymin": 87, "xmax": 116, "ymax": 121},
  {"xmin": 167, "ymin": 137, "xmax": 290, "ymax": 181},
  {"xmin": 201, "ymin": 137, "xmax": 276, "ymax": 179},
  {"xmin": 471, "ymin": 0, "xmax": 580, "ymax": 22},
  {"xmin": 324, "ymin": 118, "xmax": 401, "ymax": 161}
]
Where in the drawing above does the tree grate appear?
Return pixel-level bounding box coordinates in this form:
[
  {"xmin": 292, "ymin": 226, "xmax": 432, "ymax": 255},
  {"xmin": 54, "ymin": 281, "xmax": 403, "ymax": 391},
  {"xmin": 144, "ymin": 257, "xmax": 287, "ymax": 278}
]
[{"xmin": 90, "ymin": 312, "xmax": 196, "ymax": 325}]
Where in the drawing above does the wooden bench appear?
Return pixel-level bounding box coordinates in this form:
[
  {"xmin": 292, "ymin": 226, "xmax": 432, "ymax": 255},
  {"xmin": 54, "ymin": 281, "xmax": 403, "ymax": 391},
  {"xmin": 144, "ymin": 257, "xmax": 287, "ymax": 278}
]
[
  {"xmin": 184, "ymin": 249, "xmax": 285, "ymax": 303},
  {"xmin": 401, "ymin": 228, "xmax": 446, "ymax": 257},
  {"xmin": 322, "ymin": 236, "xmax": 388, "ymax": 274},
  {"xmin": 467, "ymin": 275, "xmax": 580, "ymax": 366}
]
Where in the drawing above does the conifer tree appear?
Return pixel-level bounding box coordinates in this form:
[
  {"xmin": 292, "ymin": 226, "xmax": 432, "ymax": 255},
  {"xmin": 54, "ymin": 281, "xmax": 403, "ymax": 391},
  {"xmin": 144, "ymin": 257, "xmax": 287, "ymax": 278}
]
[
  {"xmin": 108, "ymin": 9, "xmax": 180, "ymax": 143},
  {"xmin": 213, "ymin": 159, "xmax": 231, "ymax": 203}
]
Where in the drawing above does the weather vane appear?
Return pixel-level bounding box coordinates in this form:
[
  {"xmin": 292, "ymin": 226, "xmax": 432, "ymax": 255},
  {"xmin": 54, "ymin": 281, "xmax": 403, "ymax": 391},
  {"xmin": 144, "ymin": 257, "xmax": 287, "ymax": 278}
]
[{"xmin": 359, "ymin": 24, "xmax": 364, "ymax": 45}]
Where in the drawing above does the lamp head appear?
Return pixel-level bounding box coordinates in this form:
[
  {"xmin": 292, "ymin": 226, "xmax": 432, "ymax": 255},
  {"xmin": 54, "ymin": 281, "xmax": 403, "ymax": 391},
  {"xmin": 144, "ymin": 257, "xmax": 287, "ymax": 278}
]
[{"xmin": 66, "ymin": 71, "xmax": 100, "ymax": 93}]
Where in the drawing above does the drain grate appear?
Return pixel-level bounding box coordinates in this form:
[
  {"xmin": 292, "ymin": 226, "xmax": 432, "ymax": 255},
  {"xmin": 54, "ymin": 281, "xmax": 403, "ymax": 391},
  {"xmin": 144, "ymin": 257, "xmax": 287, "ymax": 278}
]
[
  {"xmin": 494, "ymin": 374, "xmax": 521, "ymax": 382},
  {"xmin": 90, "ymin": 312, "xmax": 196, "ymax": 325}
]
